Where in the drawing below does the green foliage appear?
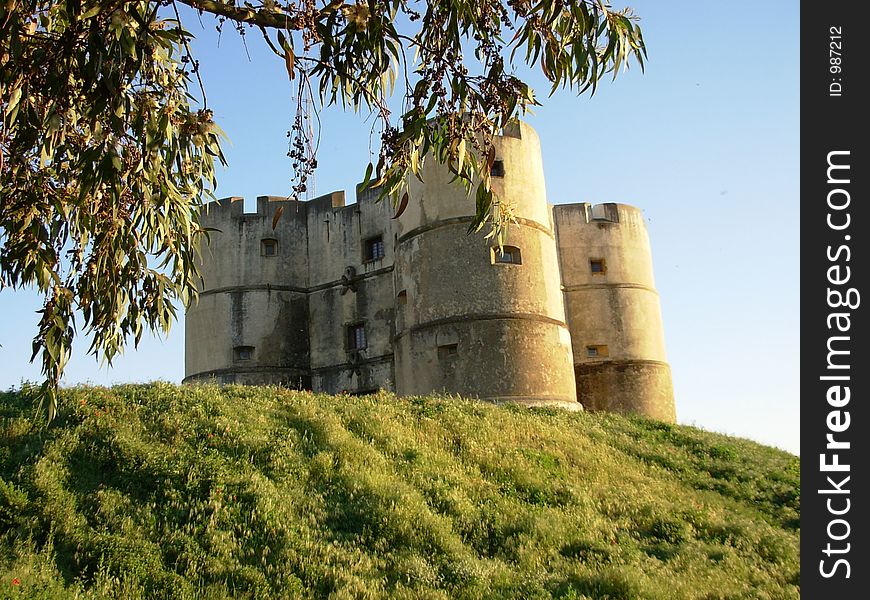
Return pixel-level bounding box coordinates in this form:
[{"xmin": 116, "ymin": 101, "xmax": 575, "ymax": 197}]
[
  {"xmin": 319, "ymin": 0, "xmax": 647, "ymax": 239},
  {"xmin": 2, "ymin": 2, "xmax": 645, "ymax": 414},
  {"xmin": 1, "ymin": 2, "xmax": 226, "ymax": 416},
  {"xmin": 0, "ymin": 384, "xmax": 799, "ymax": 598}
]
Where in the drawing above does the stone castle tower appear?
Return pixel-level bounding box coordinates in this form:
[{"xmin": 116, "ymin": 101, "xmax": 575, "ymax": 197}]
[{"xmin": 184, "ymin": 122, "xmax": 676, "ymax": 421}]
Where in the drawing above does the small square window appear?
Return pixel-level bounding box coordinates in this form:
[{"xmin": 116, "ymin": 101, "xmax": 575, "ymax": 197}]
[
  {"xmin": 234, "ymin": 346, "xmax": 254, "ymax": 361},
  {"xmin": 261, "ymin": 239, "xmax": 278, "ymax": 257},
  {"xmin": 590, "ymin": 259, "xmax": 606, "ymax": 274},
  {"xmin": 347, "ymin": 323, "xmax": 367, "ymax": 350},
  {"xmin": 438, "ymin": 343, "xmax": 458, "ymax": 359},
  {"xmin": 492, "ymin": 246, "xmax": 522, "ymax": 265},
  {"xmin": 586, "ymin": 345, "xmax": 609, "ymax": 358},
  {"xmin": 364, "ymin": 236, "xmax": 385, "ymax": 262},
  {"xmin": 490, "ymin": 160, "xmax": 505, "ymax": 178}
]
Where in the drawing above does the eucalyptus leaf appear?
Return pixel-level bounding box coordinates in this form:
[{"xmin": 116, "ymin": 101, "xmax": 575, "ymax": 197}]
[{"xmin": 1, "ymin": 0, "xmax": 646, "ymax": 417}]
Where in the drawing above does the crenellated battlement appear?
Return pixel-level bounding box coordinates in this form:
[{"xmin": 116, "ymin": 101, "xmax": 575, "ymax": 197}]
[
  {"xmin": 204, "ymin": 195, "xmax": 245, "ymax": 217},
  {"xmin": 584, "ymin": 202, "xmax": 621, "ymax": 223},
  {"xmin": 185, "ymin": 121, "xmax": 675, "ymax": 422},
  {"xmin": 200, "ymin": 186, "xmax": 392, "ymax": 226},
  {"xmin": 200, "ymin": 195, "xmax": 297, "ymax": 220},
  {"xmin": 551, "ymin": 203, "xmax": 650, "ymax": 231}
]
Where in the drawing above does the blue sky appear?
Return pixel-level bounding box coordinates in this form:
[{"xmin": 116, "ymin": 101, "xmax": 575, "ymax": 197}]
[{"xmin": 0, "ymin": 2, "xmax": 800, "ymax": 454}]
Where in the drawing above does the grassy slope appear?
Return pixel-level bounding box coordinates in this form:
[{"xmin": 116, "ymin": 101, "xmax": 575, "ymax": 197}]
[{"xmin": 0, "ymin": 384, "xmax": 798, "ymax": 599}]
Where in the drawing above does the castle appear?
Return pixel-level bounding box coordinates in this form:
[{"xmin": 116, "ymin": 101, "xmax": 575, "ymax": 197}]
[{"xmin": 184, "ymin": 122, "xmax": 676, "ymax": 421}]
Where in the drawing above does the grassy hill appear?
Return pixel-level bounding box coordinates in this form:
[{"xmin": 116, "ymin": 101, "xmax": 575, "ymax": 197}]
[{"xmin": 0, "ymin": 384, "xmax": 798, "ymax": 599}]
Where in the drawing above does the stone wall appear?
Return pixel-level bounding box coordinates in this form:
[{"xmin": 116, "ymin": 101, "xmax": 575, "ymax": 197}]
[
  {"xmin": 553, "ymin": 202, "xmax": 675, "ymax": 422},
  {"xmin": 184, "ymin": 123, "xmax": 676, "ymax": 421}
]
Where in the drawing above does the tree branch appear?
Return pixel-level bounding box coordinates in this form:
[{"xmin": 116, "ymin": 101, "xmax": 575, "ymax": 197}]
[{"xmin": 176, "ymin": 0, "xmax": 303, "ymax": 30}]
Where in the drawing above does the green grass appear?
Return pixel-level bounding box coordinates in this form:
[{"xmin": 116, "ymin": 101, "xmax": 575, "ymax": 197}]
[{"xmin": 0, "ymin": 383, "xmax": 799, "ymax": 599}]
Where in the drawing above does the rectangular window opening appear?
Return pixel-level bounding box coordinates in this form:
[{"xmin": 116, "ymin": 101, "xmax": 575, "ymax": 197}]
[
  {"xmin": 590, "ymin": 258, "xmax": 606, "ymax": 274},
  {"xmin": 364, "ymin": 236, "xmax": 385, "ymax": 262},
  {"xmin": 234, "ymin": 345, "xmax": 255, "ymax": 361},
  {"xmin": 492, "ymin": 246, "xmax": 522, "ymax": 265},
  {"xmin": 438, "ymin": 344, "xmax": 458, "ymax": 359},
  {"xmin": 261, "ymin": 239, "xmax": 278, "ymax": 257},
  {"xmin": 490, "ymin": 160, "xmax": 505, "ymax": 178},
  {"xmin": 586, "ymin": 345, "xmax": 609, "ymax": 358},
  {"xmin": 397, "ymin": 290, "xmax": 408, "ymax": 305},
  {"xmin": 347, "ymin": 323, "xmax": 367, "ymax": 351}
]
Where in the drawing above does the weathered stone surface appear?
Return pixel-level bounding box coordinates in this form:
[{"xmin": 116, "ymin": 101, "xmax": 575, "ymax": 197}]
[{"xmin": 184, "ymin": 122, "xmax": 676, "ymax": 421}]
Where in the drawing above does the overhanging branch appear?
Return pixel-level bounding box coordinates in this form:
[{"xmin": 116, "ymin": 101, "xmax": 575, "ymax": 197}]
[{"xmin": 176, "ymin": 0, "xmax": 304, "ymax": 30}]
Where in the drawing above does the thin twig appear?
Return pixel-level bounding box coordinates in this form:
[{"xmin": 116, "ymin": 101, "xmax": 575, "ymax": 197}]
[
  {"xmin": 258, "ymin": 25, "xmax": 283, "ymax": 57},
  {"xmin": 171, "ymin": 0, "xmax": 209, "ymax": 108}
]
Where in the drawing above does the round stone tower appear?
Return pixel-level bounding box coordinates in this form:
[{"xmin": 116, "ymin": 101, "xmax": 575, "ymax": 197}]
[
  {"xmin": 184, "ymin": 195, "xmax": 311, "ymax": 387},
  {"xmin": 552, "ymin": 202, "xmax": 676, "ymax": 422},
  {"xmin": 392, "ymin": 121, "xmax": 578, "ymax": 407}
]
